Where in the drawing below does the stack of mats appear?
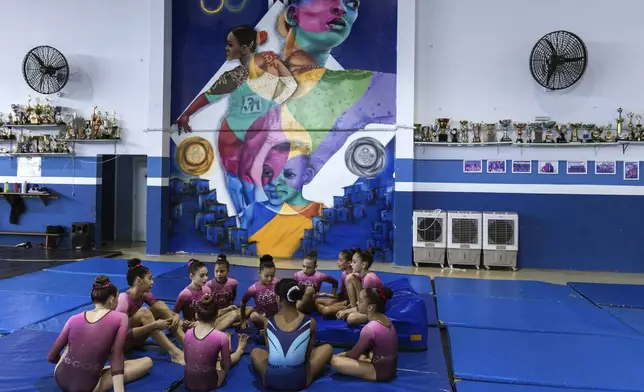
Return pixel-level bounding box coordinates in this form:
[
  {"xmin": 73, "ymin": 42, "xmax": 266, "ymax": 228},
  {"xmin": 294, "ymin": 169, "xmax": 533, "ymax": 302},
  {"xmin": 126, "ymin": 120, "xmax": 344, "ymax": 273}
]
[
  {"xmin": 435, "ymin": 277, "xmax": 644, "ymax": 392},
  {"xmin": 0, "ymin": 257, "xmax": 449, "ymax": 391}
]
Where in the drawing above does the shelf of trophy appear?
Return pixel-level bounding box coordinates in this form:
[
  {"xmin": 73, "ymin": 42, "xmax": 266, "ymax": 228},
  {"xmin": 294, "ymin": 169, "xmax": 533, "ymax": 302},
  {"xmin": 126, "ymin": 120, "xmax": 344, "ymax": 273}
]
[{"xmin": 619, "ymin": 140, "xmax": 644, "ymax": 153}]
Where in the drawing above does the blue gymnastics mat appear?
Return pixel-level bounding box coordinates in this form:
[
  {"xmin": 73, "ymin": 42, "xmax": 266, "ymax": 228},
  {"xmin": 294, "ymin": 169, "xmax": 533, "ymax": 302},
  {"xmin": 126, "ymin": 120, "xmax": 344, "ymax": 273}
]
[
  {"xmin": 0, "ymin": 270, "xmax": 129, "ymax": 296},
  {"xmin": 606, "ymin": 308, "xmax": 644, "ymax": 337},
  {"xmin": 435, "ymin": 277, "xmax": 581, "ymax": 302},
  {"xmin": 0, "ymin": 329, "xmax": 184, "ymax": 392},
  {"xmin": 437, "ymin": 294, "xmax": 641, "ymax": 338},
  {"xmin": 568, "ymin": 282, "xmax": 644, "ymax": 309},
  {"xmin": 449, "ymin": 326, "xmax": 644, "ymax": 391},
  {"xmin": 0, "ymin": 292, "xmax": 89, "ymax": 334},
  {"xmin": 456, "ymin": 381, "xmax": 608, "ymax": 392},
  {"xmin": 46, "ymin": 257, "xmax": 185, "ymax": 277}
]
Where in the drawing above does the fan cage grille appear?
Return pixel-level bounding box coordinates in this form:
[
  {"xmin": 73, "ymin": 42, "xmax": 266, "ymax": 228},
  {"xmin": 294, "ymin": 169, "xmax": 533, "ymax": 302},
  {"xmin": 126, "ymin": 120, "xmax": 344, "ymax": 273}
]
[
  {"xmin": 530, "ymin": 30, "xmax": 587, "ymax": 90},
  {"xmin": 488, "ymin": 219, "xmax": 515, "ymax": 246},
  {"xmin": 451, "ymin": 218, "xmax": 478, "ymax": 244},
  {"xmin": 416, "ymin": 217, "xmax": 442, "ymax": 243}
]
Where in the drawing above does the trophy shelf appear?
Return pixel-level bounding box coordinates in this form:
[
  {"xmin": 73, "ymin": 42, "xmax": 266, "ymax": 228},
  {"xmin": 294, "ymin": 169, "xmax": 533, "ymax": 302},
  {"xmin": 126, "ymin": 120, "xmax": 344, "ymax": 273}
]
[
  {"xmin": 6, "ymin": 152, "xmax": 72, "ymax": 157},
  {"xmin": 514, "ymin": 142, "xmax": 620, "ymax": 148},
  {"xmin": 56, "ymin": 138, "xmax": 121, "ymax": 143},
  {"xmin": 414, "ymin": 141, "xmax": 514, "ymax": 147},
  {"xmin": 6, "ymin": 124, "xmax": 64, "ymax": 130},
  {"xmin": 0, "ymin": 192, "xmax": 58, "ymax": 206}
]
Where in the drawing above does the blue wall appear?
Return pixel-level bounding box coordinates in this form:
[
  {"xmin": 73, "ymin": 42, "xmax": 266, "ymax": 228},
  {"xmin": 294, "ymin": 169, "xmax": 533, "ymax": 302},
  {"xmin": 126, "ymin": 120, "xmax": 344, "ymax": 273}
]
[
  {"xmin": 409, "ymin": 158, "xmax": 644, "ymax": 273},
  {"xmin": 0, "ymin": 156, "xmax": 101, "ymax": 248}
]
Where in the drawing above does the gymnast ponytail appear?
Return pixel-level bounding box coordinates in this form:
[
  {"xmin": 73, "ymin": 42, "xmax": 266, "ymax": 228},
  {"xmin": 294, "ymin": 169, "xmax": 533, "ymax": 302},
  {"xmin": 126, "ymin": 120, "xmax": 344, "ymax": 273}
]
[
  {"xmin": 354, "ymin": 248, "xmax": 374, "ymax": 268},
  {"xmin": 276, "ymin": 278, "xmax": 303, "ymax": 305},
  {"xmin": 363, "ymin": 287, "xmax": 393, "ymax": 313},
  {"xmin": 91, "ymin": 275, "xmax": 117, "ymax": 303},
  {"xmin": 304, "ymin": 250, "xmax": 318, "ymax": 263},
  {"xmin": 230, "ymin": 26, "xmax": 267, "ymax": 52},
  {"xmin": 188, "ymin": 258, "xmax": 206, "ymax": 275},
  {"xmin": 339, "ymin": 249, "xmax": 355, "ymax": 261},
  {"xmin": 196, "ymin": 294, "xmax": 220, "ymax": 323},
  {"xmin": 126, "ymin": 258, "xmax": 150, "ymax": 286}
]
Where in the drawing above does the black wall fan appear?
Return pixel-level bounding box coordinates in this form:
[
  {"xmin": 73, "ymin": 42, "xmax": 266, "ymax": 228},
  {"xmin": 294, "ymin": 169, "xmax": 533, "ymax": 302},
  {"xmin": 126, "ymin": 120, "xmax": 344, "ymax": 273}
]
[
  {"xmin": 529, "ymin": 30, "xmax": 588, "ymax": 90},
  {"xmin": 22, "ymin": 45, "xmax": 70, "ymax": 94}
]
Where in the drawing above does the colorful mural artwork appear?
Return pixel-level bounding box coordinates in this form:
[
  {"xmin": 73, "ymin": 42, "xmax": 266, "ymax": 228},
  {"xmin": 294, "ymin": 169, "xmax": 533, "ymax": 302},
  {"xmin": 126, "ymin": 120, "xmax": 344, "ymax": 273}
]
[{"xmin": 170, "ymin": 0, "xmax": 398, "ymax": 260}]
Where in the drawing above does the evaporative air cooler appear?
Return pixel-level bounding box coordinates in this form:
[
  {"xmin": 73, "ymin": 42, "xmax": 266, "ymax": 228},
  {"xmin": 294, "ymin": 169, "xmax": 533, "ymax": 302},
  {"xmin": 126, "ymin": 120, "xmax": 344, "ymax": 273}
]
[
  {"xmin": 482, "ymin": 211, "xmax": 519, "ymax": 270},
  {"xmin": 412, "ymin": 210, "xmax": 446, "ymax": 267},
  {"xmin": 447, "ymin": 211, "xmax": 483, "ymax": 269}
]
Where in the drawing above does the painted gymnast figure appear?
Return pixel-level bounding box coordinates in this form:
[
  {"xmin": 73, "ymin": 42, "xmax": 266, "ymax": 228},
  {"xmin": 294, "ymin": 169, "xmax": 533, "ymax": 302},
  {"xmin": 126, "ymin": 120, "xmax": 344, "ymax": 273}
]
[
  {"xmin": 316, "ymin": 249, "xmax": 354, "ymax": 318},
  {"xmin": 47, "ymin": 275, "xmax": 153, "ymax": 392},
  {"xmin": 251, "ymin": 279, "xmax": 333, "ymax": 391},
  {"xmin": 116, "ymin": 258, "xmax": 185, "ymax": 365},
  {"xmin": 174, "ymin": 259, "xmax": 211, "ymax": 330},
  {"xmin": 336, "ymin": 249, "xmax": 385, "ymax": 325},
  {"xmin": 183, "ymin": 295, "xmax": 248, "ymax": 391},
  {"xmin": 239, "ymin": 259, "xmax": 280, "ymax": 330},
  {"xmin": 293, "ymin": 250, "xmax": 338, "ymax": 314},
  {"xmin": 205, "ymin": 255, "xmax": 245, "ymax": 330},
  {"xmin": 331, "ymin": 287, "xmax": 398, "ymax": 382}
]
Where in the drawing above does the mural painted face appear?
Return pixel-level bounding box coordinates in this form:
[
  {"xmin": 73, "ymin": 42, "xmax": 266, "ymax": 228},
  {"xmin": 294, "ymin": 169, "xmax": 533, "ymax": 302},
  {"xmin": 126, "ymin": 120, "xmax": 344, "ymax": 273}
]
[
  {"xmin": 302, "ymin": 258, "xmax": 317, "ymax": 276},
  {"xmin": 225, "ymin": 32, "xmax": 243, "ymax": 61},
  {"xmin": 262, "ymin": 145, "xmax": 314, "ymax": 206},
  {"xmin": 191, "ymin": 266, "xmax": 209, "ymax": 287},
  {"xmin": 289, "ymin": 0, "xmax": 359, "ymax": 52},
  {"xmin": 259, "ymin": 267, "xmax": 276, "ymax": 285}
]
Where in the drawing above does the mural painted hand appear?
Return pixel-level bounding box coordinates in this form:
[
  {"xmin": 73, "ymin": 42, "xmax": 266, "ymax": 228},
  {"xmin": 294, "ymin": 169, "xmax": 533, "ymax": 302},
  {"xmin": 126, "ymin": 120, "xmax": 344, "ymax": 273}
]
[{"xmin": 176, "ymin": 114, "xmax": 192, "ymax": 135}]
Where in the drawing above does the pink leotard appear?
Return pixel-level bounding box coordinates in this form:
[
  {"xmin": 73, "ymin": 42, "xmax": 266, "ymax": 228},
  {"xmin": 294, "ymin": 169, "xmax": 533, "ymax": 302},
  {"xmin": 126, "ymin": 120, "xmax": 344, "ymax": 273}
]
[
  {"xmin": 294, "ymin": 270, "xmax": 338, "ymax": 293},
  {"xmin": 115, "ymin": 291, "xmax": 157, "ymax": 317},
  {"xmin": 184, "ymin": 327, "xmax": 231, "ymax": 391},
  {"xmin": 206, "ymin": 277, "xmax": 239, "ymax": 309},
  {"xmin": 48, "ymin": 311, "xmax": 128, "ymax": 392},
  {"xmin": 346, "ymin": 320, "xmax": 398, "ymax": 381},
  {"xmin": 338, "ymin": 270, "xmax": 351, "ymax": 300},
  {"xmin": 174, "ymin": 285, "xmax": 212, "ymax": 322},
  {"xmin": 361, "ymin": 272, "xmax": 384, "ymax": 290},
  {"xmin": 241, "ymin": 281, "xmax": 278, "ymax": 317}
]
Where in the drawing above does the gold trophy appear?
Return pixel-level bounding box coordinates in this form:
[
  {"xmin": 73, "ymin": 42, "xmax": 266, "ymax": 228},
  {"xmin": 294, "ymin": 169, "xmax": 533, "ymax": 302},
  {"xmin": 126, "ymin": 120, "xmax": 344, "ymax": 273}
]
[
  {"xmin": 627, "ymin": 112, "xmax": 635, "ymax": 140},
  {"xmin": 588, "ymin": 125, "xmax": 601, "ymax": 142},
  {"xmin": 569, "ymin": 123, "xmax": 582, "ymax": 143},
  {"xmin": 528, "ymin": 123, "xmax": 542, "ymax": 143},
  {"xmin": 499, "ymin": 119, "xmax": 512, "ymax": 142},
  {"xmin": 485, "ymin": 123, "xmax": 497, "ymax": 142},
  {"xmin": 543, "ymin": 121, "xmax": 556, "ymax": 143},
  {"xmin": 421, "ymin": 126, "xmax": 430, "ymax": 142},
  {"xmin": 637, "ymin": 115, "xmax": 642, "ymax": 141},
  {"xmin": 515, "ymin": 123, "xmax": 527, "ymax": 143},
  {"xmin": 616, "ymin": 108, "xmax": 625, "ymax": 140},
  {"xmin": 437, "ymin": 118, "xmax": 450, "ymax": 142},
  {"xmin": 472, "ymin": 123, "xmax": 482, "ymax": 143},
  {"xmin": 459, "ymin": 120, "xmax": 469, "ymax": 143},
  {"xmin": 604, "ymin": 123, "xmax": 616, "ymax": 142},
  {"xmin": 555, "ymin": 124, "xmax": 567, "ymax": 143},
  {"xmin": 414, "ymin": 124, "xmax": 422, "ymax": 142}
]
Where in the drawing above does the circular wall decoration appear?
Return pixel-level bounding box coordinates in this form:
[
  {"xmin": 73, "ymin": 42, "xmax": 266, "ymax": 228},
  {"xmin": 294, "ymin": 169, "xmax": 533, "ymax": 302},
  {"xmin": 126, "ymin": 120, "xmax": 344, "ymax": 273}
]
[
  {"xmin": 344, "ymin": 137, "xmax": 386, "ymax": 178},
  {"xmin": 176, "ymin": 137, "xmax": 214, "ymax": 176}
]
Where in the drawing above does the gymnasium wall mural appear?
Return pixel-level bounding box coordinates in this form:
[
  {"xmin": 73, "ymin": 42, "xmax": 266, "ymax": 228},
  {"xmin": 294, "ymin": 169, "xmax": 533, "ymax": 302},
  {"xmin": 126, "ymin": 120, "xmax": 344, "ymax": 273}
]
[{"xmin": 169, "ymin": 0, "xmax": 398, "ymax": 260}]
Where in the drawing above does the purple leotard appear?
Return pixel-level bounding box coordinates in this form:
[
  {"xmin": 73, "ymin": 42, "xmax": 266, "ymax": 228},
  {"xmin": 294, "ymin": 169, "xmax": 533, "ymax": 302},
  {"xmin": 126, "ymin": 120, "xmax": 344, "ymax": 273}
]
[
  {"xmin": 294, "ymin": 271, "xmax": 338, "ymax": 293},
  {"xmin": 205, "ymin": 277, "xmax": 239, "ymax": 309},
  {"xmin": 115, "ymin": 291, "xmax": 157, "ymax": 317},
  {"xmin": 346, "ymin": 320, "xmax": 398, "ymax": 381},
  {"xmin": 241, "ymin": 281, "xmax": 278, "ymax": 317},
  {"xmin": 48, "ymin": 311, "xmax": 128, "ymax": 392},
  {"xmin": 361, "ymin": 272, "xmax": 384, "ymax": 290},
  {"xmin": 184, "ymin": 327, "xmax": 231, "ymax": 391},
  {"xmin": 174, "ymin": 285, "xmax": 212, "ymax": 322}
]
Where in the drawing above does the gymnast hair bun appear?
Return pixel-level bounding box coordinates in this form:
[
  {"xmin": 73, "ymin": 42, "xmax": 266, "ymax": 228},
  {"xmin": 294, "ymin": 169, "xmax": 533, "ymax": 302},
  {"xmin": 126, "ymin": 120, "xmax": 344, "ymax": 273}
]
[
  {"xmin": 286, "ymin": 285, "xmax": 303, "ymax": 303},
  {"xmin": 305, "ymin": 250, "xmax": 318, "ymax": 259},
  {"xmin": 381, "ymin": 287, "xmax": 394, "ymax": 300},
  {"xmin": 200, "ymin": 295, "xmax": 215, "ymax": 309},
  {"xmin": 217, "ymin": 254, "xmax": 227, "ymax": 261},
  {"xmin": 127, "ymin": 258, "xmax": 143, "ymax": 269},
  {"xmin": 257, "ymin": 30, "xmax": 268, "ymax": 45},
  {"xmin": 93, "ymin": 275, "xmax": 111, "ymax": 288}
]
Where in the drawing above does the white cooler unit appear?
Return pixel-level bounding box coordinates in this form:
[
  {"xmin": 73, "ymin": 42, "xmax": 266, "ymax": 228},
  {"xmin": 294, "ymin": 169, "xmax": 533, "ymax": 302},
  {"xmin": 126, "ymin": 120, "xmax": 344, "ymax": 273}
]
[
  {"xmin": 483, "ymin": 211, "xmax": 519, "ymax": 270},
  {"xmin": 412, "ymin": 210, "xmax": 447, "ymax": 267},
  {"xmin": 447, "ymin": 211, "xmax": 483, "ymax": 269}
]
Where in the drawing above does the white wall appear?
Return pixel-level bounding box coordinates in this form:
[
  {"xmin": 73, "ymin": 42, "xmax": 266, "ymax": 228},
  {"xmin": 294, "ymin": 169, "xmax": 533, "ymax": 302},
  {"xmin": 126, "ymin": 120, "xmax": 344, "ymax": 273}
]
[{"xmin": 0, "ymin": 0, "xmax": 167, "ymax": 156}]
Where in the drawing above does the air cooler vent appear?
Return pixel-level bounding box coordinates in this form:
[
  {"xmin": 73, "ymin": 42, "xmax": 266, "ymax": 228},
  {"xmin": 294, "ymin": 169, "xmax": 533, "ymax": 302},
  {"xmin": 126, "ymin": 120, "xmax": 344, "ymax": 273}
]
[
  {"xmin": 452, "ymin": 218, "xmax": 478, "ymax": 244},
  {"xmin": 417, "ymin": 217, "xmax": 442, "ymax": 243},
  {"xmin": 488, "ymin": 219, "xmax": 515, "ymax": 246}
]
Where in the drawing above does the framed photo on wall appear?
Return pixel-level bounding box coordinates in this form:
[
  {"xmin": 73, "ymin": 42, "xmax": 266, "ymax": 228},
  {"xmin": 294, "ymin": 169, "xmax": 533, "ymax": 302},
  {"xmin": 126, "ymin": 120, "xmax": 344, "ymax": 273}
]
[
  {"xmin": 486, "ymin": 160, "xmax": 506, "ymax": 174},
  {"xmin": 512, "ymin": 160, "xmax": 532, "ymax": 174},
  {"xmin": 566, "ymin": 161, "xmax": 587, "ymax": 175},
  {"xmin": 538, "ymin": 160, "xmax": 558, "ymax": 175},
  {"xmin": 595, "ymin": 161, "xmax": 616, "ymax": 175},
  {"xmin": 624, "ymin": 161, "xmax": 639, "ymax": 180},
  {"xmin": 463, "ymin": 160, "xmax": 482, "ymax": 173}
]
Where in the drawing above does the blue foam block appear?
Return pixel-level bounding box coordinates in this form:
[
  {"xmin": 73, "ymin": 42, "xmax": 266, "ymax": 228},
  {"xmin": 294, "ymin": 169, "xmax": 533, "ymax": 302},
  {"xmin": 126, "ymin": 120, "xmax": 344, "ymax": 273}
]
[
  {"xmin": 0, "ymin": 329, "xmax": 184, "ymax": 392},
  {"xmin": 0, "ymin": 292, "xmax": 89, "ymax": 334},
  {"xmin": 456, "ymin": 381, "xmax": 602, "ymax": 392},
  {"xmin": 0, "ymin": 271, "xmax": 129, "ymax": 296},
  {"xmin": 171, "ymin": 354, "xmax": 450, "ymax": 392},
  {"xmin": 422, "ymin": 294, "xmax": 439, "ymax": 326},
  {"xmin": 449, "ymin": 326, "xmax": 644, "ymax": 391},
  {"xmin": 606, "ymin": 308, "xmax": 644, "ymax": 336},
  {"xmin": 437, "ymin": 294, "xmax": 640, "ymax": 338},
  {"xmin": 435, "ymin": 277, "xmax": 581, "ymax": 301},
  {"xmin": 27, "ymin": 303, "xmax": 96, "ymax": 333},
  {"xmin": 46, "ymin": 257, "xmax": 185, "ymax": 277},
  {"xmin": 569, "ymin": 282, "xmax": 644, "ymax": 309}
]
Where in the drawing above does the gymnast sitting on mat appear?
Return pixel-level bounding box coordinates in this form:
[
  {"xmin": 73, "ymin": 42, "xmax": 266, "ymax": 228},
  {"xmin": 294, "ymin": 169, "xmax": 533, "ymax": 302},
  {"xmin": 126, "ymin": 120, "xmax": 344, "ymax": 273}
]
[
  {"xmin": 331, "ymin": 287, "xmax": 398, "ymax": 382},
  {"xmin": 294, "ymin": 250, "xmax": 338, "ymax": 314},
  {"xmin": 251, "ymin": 279, "xmax": 333, "ymax": 391},
  {"xmin": 205, "ymin": 255, "xmax": 247, "ymax": 331},
  {"xmin": 174, "ymin": 259, "xmax": 211, "ymax": 330},
  {"xmin": 239, "ymin": 259, "xmax": 279, "ymax": 331},
  {"xmin": 48, "ymin": 275, "xmax": 153, "ymax": 392},
  {"xmin": 316, "ymin": 249, "xmax": 355, "ymax": 318},
  {"xmin": 183, "ymin": 295, "xmax": 248, "ymax": 391},
  {"xmin": 337, "ymin": 249, "xmax": 385, "ymax": 325},
  {"xmin": 116, "ymin": 258, "xmax": 185, "ymax": 365}
]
